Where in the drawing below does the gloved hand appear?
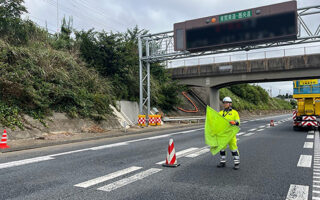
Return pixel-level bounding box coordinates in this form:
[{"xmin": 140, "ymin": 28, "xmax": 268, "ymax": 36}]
[{"xmin": 229, "ymin": 121, "xmax": 236, "ymax": 125}]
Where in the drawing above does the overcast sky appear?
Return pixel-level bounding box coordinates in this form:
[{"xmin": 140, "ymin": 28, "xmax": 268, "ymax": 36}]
[{"xmin": 23, "ymin": 0, "xmax": 320, "ymax": 97}]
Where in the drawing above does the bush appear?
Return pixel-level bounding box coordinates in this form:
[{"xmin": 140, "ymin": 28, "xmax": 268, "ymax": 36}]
[{"xmin": 220, "ymin": 84, "xmax": 293, "ymax": 111}]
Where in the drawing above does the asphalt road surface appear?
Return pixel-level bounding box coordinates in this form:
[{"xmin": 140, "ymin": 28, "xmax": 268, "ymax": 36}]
[{"xmin": 0, "ymin": 114, "xmax": 319, "ymax": 200}]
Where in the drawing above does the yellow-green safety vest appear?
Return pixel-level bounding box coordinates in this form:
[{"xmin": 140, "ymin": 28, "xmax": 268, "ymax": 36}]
[{"xmin": 219, "ymin": 109, "xmax": 240, "ymax": 125}]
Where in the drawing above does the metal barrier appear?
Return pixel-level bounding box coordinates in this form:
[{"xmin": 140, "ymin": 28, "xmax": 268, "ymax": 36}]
[{"xmin": 162, "ymin": 117, "xmax": 205, "ymax": 124}]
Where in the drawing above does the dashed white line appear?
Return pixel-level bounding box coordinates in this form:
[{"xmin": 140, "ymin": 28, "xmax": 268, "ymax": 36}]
[
  {"xmin": 259, "ymin": 125, "xmax": 265, "ymax": 128},
  {"xmin": 243, "ymin": 132, "xmax": 255, "ymax": 137},
  {"xmin": 74, "ymin": 166, "xmax": 142, "ymax": 188},
  {"xmin": 248, "ymin": 128, "xmax": 257, "ymax": 132},
  {"xmin": 257, "ymin": 129, "xmax": 264, "ymax": 132},
  {"xmin": 313, "ymin": 131, "xmax": 320, "ymax": 200},
  {"xmin": 297, "ymin": 155, "xmax": 312, "ymax": 168},
  {"xmin": 309, "ymin": 131, "xmax": 315, "ymax": 134},
  {"xmin": 186, "ymin": 148, "xmax": 210, "ymax": 158},
  {"xmin": 286, "ymin": 184, "xmax": 309, "ymax": 200},
  {"xmin": 97, "ymin": 168, "xmax": 162, "ymax": 192},
  {"xmin": 308, "ymin": 135, "xmax": 315, "ymax": 139},
  {"xmin": 304, "ymin": 142, "xmax": 314, "ymax": 149},
  {"xmin": 237, "ymin": 132, "xmax": 246, "ymax": 136}
]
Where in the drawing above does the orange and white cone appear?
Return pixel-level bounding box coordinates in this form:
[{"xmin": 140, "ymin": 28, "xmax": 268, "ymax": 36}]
[
  {"xmin": 162, "ymin": 138, "xmax": 180, "ymax": 167},
  {"xmin": 0, "ymin": 130, "xmax": 10, "ymax": 149},
  {"xmin": 270, "ymin": 120, "xmax": 275, "ymax": 127}
]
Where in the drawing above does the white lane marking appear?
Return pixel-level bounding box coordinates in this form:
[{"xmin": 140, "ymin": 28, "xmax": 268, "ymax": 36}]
[
  {"xmin": 259, "ymin": 125, "xmax": 265, "ymax": 128},
  {"xmin": 297, "ymin": 155, "xmax": 312, "ymax": 168},
  {"xmin": 0, "ymin": 156, "xmax": 54, "ymax": 169},
  {"xmin": 242, "ymin": 121, "xmax": 248, "ymax": 124},
  {"xmin": 50, "ymin": 149, "xmax": 91, "ymax": 157},
  {"xmin": 308, "ymin": 135, "xmax": 315, "ymax": 139},
  {"xmin": 314, "ymin": 131, "xmax": 320, "ymax": 200},
  {"xmin": 304, "ymin": 142, "xmax": 314, "ymax": 149},
  {"xmin": 97, "ymin": 168, "xmax": 162, "ymax": 192},
  {"xmin": 127, "ymin": 128, "xmax": 204, "ymax": 143},
  {"xmin": 0, "ymin": 128, "xmax": 204, "ymax": 170},
  {"xmin": 186, "ymin": 148, "xmax": 210, "ymax": 158},
  {"xmin": 248, "ymin": 128, "xmax": 257, "ymax": 132},
  {"xmin": 237, "ymin": 132, "xmax": 246, "ymax": 136},
  {"xmin": 257, "ymin": 129, "xmax": 264, "ymax": 132},
  {"xmin": 147, "ymin": 134, "xmax": 169, "ymax": 140},
  {"xmin": 74, "ymin": 166, "xmax": 142, "ymax": 188},
  {"xmin": 173, "ymin": 128, "xmax": 205, "ymax": 135},
  {"xmin": 126, "ymin": 138, "xmax": 148, "ymax": 143},
  {"xmin": 156, "ymin": 147, "xmax": 199, "ymax": 165},
  {"xmin": 243, "ymin": 132, "xmax": 255, "ymax": 137},
  {"xmin": 286, "ymin": 184, "xmax": 309, "ymax": 200},
  {"xmin": 90, "ymin": 142, "xmax": 129, "ymax": 150},
  {"xmin": 308, "ymin": 131, "xmax": 315, "ymax": 134}
]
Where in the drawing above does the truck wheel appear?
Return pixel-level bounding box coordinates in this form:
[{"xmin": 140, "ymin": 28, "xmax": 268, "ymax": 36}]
[{"xmin": 293, "ymin": 126, "xmax": 301, "ymax": 131}]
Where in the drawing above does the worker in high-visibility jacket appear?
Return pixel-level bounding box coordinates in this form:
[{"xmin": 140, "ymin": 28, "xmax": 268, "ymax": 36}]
[{"xmin": 217, "ymin": 96, "xmax": 240, "ymax": 170}]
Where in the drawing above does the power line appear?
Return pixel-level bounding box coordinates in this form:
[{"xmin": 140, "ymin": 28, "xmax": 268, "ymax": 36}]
[
  {"xmin": 72, "ymin": 0, "xmax": 128, "ymax": 29},
  {"xmin": 43, "ymin": 0, "xmax": 120, "ymax": 31}
]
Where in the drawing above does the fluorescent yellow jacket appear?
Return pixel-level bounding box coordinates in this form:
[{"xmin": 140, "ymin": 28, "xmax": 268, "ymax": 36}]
[{"xmin": 219, "ymin": 108, "xmax": 240, "ymax": 125}]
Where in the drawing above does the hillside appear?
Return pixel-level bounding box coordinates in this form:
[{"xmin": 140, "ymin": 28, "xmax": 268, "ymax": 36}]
[
  {"xmin": 0, "ymin": 1, "xmax": 182, "ymax": 130},
  {"xmin": 220, "ymin": 84, "xmax": 294, "ymax": 111}
]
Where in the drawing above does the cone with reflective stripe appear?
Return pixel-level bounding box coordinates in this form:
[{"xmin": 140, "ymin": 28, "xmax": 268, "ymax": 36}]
[
  {"xmin": 162, "ymin": 138, "xmax": 180, "ymax": 167},
  {"xmin": 0, "ymin": 130, "xmax": 10, "ymax": 149},
  {"xmin": 270, "ymin": 120, "xmax": 274, "ymax": 127}
]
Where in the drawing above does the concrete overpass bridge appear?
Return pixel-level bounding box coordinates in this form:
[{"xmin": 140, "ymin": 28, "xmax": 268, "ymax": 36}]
[{"xmin": 170, "ymin": 53, "xmax": 320, "ymax": 111}]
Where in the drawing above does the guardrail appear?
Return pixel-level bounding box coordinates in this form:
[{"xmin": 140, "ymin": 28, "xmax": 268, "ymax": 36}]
[
  {"xmin": 167, "ymin": 45, "xmax": 320, "ymax": 68},
  {"xmin": 162, "ymin": 117, "xmax": 205, "ymax": 124}
]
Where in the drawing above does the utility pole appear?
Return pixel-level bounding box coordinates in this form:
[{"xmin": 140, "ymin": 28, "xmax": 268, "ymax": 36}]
[{"xmin": 56, "ymin": 0, "xmax": 59, "ymax": 32}]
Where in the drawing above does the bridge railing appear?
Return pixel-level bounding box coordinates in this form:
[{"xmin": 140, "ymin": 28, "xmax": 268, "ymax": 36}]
[{"xmin": 167, "ymin": 45, "xmax": 320, "ymax": 68}]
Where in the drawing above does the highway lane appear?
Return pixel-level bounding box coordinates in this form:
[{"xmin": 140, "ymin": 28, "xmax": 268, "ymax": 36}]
[{"xmin": 0, "ymin": 114, "xmax": 318, "ymax": 200}]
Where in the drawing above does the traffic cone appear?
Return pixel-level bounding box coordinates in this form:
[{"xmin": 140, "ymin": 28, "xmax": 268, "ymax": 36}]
[
  {"xmin": 270, "ymin": 120, "xmax": 275, "ymax": 127},
  {"xmin": 163, "ymin": 138, "xmax": 180, "ymax": 167},
  {"xmin": 0, "ymin": 130, "xmax": 10, "ymax": 149}
]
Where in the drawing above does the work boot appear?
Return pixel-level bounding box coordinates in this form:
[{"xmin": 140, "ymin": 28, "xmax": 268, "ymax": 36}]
[
  {"xmin": 217, "ymin": 162, "xmax": 226, "ymax": 168},
  {"xmin": 233, "ymin": 164, "xmax": 240, "ymax": 170},
  {"xmin": 231, "ymin": 150, "xmax": 240, "ymax": 170},
  {"xmin": 217, "ymin": 150, "xmax": 226, "ymax": 168}
]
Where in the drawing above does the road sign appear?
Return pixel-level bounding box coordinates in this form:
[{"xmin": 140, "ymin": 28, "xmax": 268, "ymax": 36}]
[{"xmin": 174, "ymin": 1, "xmax": 298, "ymax": 52}]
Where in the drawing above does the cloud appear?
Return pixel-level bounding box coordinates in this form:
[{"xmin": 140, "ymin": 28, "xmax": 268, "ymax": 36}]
[{"xmin": 24, "ymin": 0, "xmax": 320, "ymax": 33}]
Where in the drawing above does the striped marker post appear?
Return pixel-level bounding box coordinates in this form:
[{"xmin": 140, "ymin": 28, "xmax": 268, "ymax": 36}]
[
  {"xmin": 0, "ymin": 130, "xmax": 10, "ymax": 149},
  {"xmin": 162, "ymin": 138, "xmax": 180, "ymax": 167},
  {"xmin": 270, "ymin": 120, "xmax": 275, "ymax": 127}
]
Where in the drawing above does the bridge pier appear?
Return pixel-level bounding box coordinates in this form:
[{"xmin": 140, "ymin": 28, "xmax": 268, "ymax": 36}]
[{"xmin": 207, "ymin": 87, "xmax": 220, "ymax": 112}]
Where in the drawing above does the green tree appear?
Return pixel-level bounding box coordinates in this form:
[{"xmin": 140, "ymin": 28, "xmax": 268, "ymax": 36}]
[{"xmin": 0, "ymin": 0, "xmax": 30, "ymax": 45}]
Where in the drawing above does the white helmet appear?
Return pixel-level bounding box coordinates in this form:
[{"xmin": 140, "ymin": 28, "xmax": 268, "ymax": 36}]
[{"xmin": 223, "ymin": 96, "xmax": 232, "ymax": 103}]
